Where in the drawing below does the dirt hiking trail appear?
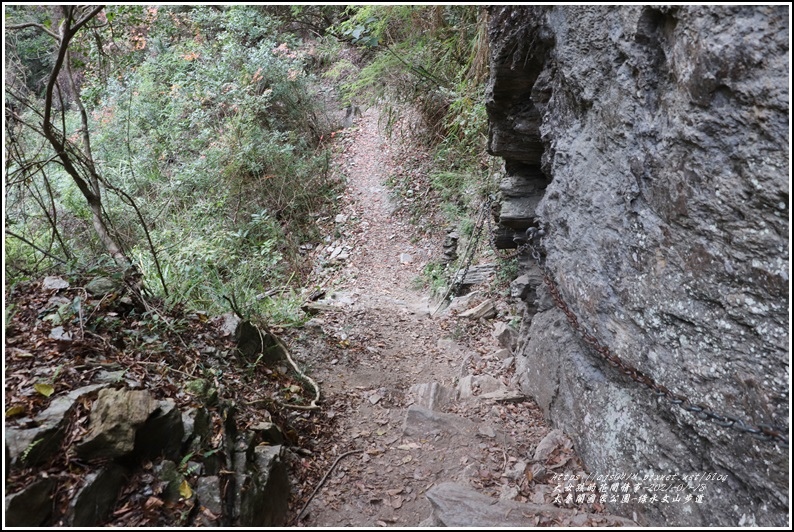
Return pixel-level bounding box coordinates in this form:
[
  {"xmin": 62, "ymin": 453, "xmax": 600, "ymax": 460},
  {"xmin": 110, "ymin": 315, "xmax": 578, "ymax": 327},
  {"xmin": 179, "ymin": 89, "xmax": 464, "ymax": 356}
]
[{"xmin": 288, "ymin": 110, "xmax": 633, "ymax": 527}]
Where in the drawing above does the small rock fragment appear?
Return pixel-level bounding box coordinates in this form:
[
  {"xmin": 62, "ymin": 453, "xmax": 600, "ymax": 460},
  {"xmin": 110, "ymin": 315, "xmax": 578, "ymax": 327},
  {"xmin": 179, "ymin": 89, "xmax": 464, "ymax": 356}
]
[
  {"xmin": 478, "ymin": 425, "xmax": 497, "ymax": 438},
  {"xmin": 49, "ymin": 326, "xmax": 72, "ymax": 341},
  {"xmin": 42, "ymin": 276, "xmax": 70, "ymax": 290},
  {"xmin": 459, "ymin": 299, "xmax": 497, "ymax": 319}
]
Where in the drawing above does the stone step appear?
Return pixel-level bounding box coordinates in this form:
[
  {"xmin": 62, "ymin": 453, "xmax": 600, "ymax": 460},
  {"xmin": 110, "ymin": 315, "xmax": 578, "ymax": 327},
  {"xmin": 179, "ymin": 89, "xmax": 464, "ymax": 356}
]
[
  {"xmin": 423, "ymin": 482, "xmax": 637, "ymax": 527},
  {"xmin": 499, "ymin": 173, "xmax": 549, "ymax": 198},
  {"xmin": 409, "ymin": 382, "xmax": 455, "ymax": 411},
  {"xmin": 455, "ymin": 264, "xmax": 497, "ymax": 286}
]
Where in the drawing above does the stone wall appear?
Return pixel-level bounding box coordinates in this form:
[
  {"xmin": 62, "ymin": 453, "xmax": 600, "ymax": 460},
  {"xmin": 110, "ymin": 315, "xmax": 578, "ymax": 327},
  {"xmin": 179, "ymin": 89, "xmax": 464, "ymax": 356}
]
[{"xmin": 486, "ymin": 5, "xmax": 789, "ymax": 526}]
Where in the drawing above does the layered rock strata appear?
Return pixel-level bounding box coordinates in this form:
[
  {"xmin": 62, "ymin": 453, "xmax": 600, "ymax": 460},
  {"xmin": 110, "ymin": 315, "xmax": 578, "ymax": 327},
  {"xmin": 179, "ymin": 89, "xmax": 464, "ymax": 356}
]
[{"xmin": 486, "ymin": 5, "xmax": 789, "ymax": 526}]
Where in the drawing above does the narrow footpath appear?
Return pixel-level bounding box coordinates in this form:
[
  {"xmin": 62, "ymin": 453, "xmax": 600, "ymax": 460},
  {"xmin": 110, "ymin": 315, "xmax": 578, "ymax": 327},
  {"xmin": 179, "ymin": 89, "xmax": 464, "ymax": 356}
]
[{"xmin": 289, "ymin": 110, "xmax": 633, "ymax": 527}]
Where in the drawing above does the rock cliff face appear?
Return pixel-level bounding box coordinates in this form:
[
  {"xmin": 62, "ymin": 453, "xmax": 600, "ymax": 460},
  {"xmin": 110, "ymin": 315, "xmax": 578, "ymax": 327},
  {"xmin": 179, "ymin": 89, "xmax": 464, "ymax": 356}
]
[{"xmin": 486, "ymin": 5, "xmax": 788, "ymax": 526}]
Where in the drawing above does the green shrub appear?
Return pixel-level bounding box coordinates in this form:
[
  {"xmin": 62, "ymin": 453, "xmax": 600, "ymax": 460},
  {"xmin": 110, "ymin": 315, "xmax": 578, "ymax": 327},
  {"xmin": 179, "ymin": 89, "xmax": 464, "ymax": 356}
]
[
  {"xmin": 5, "ymin": 5, "xmax": 340, "ymax": 323},
  {"xmin": 334, "ymin": 5, "xmax": 493, "ymax": 250}
]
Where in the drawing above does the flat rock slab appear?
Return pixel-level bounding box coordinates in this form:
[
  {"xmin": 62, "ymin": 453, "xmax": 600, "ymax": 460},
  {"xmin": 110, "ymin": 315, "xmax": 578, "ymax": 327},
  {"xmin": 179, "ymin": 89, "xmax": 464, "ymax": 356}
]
[
  {"xmin": 446, "ymin": 291, "xmax": 482, "ymax": 314},
  {"xmin": 402, "ymin": 406, "xmax": 476, "ymax": 439},
  {"xmin": 480, "ymin": 389, "xmax": 526, "ymax": 403},
  {"xmin": 458, "ymin": 264, "xmax": 497, "ymax": 286},
  {"xmin": 6, "ymin": 383, "xmax": 108, "ymax": 467},
  {"xmin": 499, "ymin": 172, "xmax": 549, "ymax": 198},
  {"xmin": 42, "ymin": 276, "xmax": 70, "ymax": 290},
  {"xmin": 458, "ymin": 374, "xmax": 505, "ymax": 400},
  {"xmin": 5, "ymin": 478, "xmax": 56, "ymax": 526},
  {"xmin": 69, "ymin": 465, "xmax": 127, "ymax": 526},
  {"xmin": 459, "ymin": 299, "xmax": 496, "ymax": 320},
  {"xmin": 425, "ymin": 482, "xmax": 636, "ymax": 527},
  {"xmin": 533, "ymin": 429, "xmax": 571, "ymax": 463},
  {"xmin": 499, "ymin": 195, "xmax": 541, "ymax": 229}
]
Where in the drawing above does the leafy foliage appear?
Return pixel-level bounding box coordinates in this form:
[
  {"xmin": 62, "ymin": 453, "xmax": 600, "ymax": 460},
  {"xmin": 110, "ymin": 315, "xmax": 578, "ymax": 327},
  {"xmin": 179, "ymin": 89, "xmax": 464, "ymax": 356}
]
[
  {"xmin": 5, "ymin": 6, "xmax": 340, "ymax": 321},
  {"xmin": 4, "ymin": 6, "xmax": 58, "ymax": 97},
  {"xmin": 5, "ymin": 4, "xmax": 497, "ymax": 321},
  {"xmin": 331, "ymin": 6, "xmax": 495, "ymax": 230},
  {"xmin": 335, "ymin": 6, "xmax": 489, "ymax": 148}
]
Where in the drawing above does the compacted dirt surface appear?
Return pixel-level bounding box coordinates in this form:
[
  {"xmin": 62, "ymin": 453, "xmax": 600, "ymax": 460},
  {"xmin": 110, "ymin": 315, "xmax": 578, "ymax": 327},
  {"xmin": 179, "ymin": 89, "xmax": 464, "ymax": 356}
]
[
  {"xmin": 284, "ymin": 110, "xmax": 624, "ymax": 527},
  {"xmin": 3, "ymin": 107, "xmax": 632, "ymax": 528}
]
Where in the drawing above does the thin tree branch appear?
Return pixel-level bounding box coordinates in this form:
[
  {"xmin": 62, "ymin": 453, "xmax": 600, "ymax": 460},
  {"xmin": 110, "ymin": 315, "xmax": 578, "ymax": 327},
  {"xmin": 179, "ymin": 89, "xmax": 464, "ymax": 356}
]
[
  {"xmin": 42, "ymin": 9, "xmax": 94, "ymax": 202},
  {"xmin": 71, "ymin": 5, "xmax": 105, "ymax": 35},
  {"xmin": 5, "ymin": 230, "xmax": 70, "ymax": 265},
  {"xmin": 55, "ymin": 79, "xmax": 69, "ymax": 143},
  {"xmin": 5, "ymin": 22, "xmax": 60, "ymax": 40},
  {"xmin": 38, "ymin": 167, "xmax": 74, "ymax": 260},
  {"xmin": 5, "ymin": 87, "xmax": 45, "ymax": 120},
  {"xmin": 38, "ymin": 5, "xmax": 131, "ymax": 271},
  {"xmin": 65, "ymin": 48, "xmax": 97, "ymax": 174},
  {"xmin": 103, "ymin": 182, "xmax": 170, "ymax": 297}
]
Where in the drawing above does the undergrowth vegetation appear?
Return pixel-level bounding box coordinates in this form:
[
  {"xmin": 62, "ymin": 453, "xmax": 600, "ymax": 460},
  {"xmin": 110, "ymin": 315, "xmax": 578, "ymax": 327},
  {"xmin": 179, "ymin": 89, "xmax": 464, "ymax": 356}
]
[
  {"xmin": 325, "ymin": 5, "xmax": 500, "ymax": 294},
  {"xmin": 335, "ymin": 6, "xmax": 492, "ymax": 167},
  {"xmin": 5, "ymin": 4, "xmax": 499, "ymax": 319},
  {"xmin": 6, "ymin": 6, "xmax": 341, "ymax": 323}
]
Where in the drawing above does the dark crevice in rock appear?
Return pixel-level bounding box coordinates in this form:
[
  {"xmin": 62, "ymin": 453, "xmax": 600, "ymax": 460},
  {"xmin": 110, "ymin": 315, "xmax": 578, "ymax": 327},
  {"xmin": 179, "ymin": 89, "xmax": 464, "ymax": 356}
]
[{"xmin": 486, "ymin": 6, "xmax": 554, "ymax": 246}]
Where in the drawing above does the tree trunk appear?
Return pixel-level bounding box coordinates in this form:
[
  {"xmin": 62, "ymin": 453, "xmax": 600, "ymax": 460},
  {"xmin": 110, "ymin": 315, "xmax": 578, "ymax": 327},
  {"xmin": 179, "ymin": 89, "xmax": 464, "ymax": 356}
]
[{"xmin": 39, "ymin": 6, "xmax": 132, "ymax": 271}]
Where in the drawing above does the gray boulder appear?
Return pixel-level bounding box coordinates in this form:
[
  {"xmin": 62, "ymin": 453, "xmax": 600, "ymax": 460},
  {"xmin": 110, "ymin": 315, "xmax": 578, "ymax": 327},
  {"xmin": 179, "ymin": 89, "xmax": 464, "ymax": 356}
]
[
  {"xmin": 6, "ymin": 384, "xmax": 107, "ymax": 467},
  {"xmin": 235, "ymin": 321, "xmax": 287, "ymax": 364},
  {"xmin": 76, "ymin": 388, "xmax": 158, "ymax": 460},
  {"xmin": 458, "ymin": 299, "xmax": 497, "ymax": 320},
  {"xmin": 5, "ymin": 478, "xmax": 56, "ymax": 526},
  {"xmin": 425, "ymin": 482, "xmax": 636, "ymax": 527},
  {"xmin": 135, "ymin": 398, "xmax": 184, "ymax": 459},
  {"xmin": 491, "ymin": 321, "xmax": 517, "ymax": 351},
  {"xmin": 84, "ymin": 276, "xmax": 117, "ymax": 296},
  {"xmin": 231, "ymin": 432, "xmax": 289, "ymax": 526},
  {"xmin": 195, "ymin": 476, "xmax": 224, "ymax": 526}
]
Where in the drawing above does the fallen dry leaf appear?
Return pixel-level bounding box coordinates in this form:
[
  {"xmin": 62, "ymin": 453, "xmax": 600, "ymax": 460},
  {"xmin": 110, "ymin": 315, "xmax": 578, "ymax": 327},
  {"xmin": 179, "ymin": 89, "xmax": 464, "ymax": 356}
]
[
  {"xmin": 33, "ymin": 383, "xmax": 54, "ymax": 397},
  {"xmin": 144, "ymin": 496, "xmax": 164, "ymax": 511},
  {"xmin": 5, "ymin": 405, "xmax": 26, "ymax": 417},
  {"xmin": 179, "ymin": 479, "xmax": 193, "ymax": 499}
]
